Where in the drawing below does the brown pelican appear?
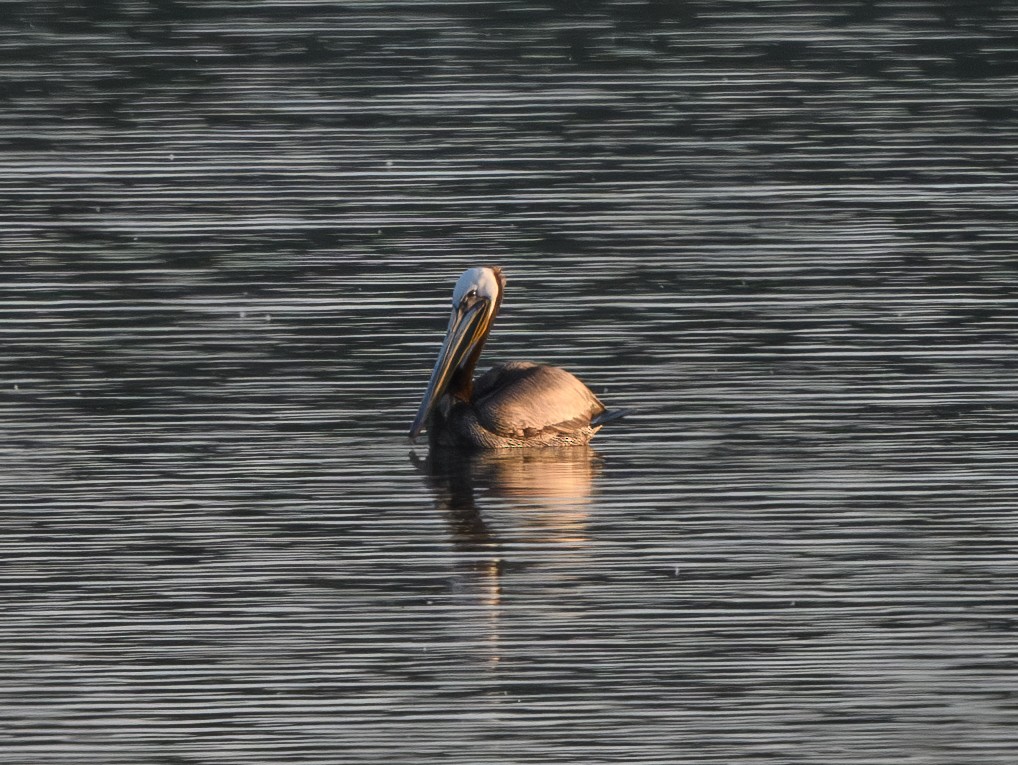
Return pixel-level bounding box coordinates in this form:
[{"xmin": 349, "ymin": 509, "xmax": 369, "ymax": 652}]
[{"xmin": 409, "ymin": 266, "xmax": 624, "ymax": 448}]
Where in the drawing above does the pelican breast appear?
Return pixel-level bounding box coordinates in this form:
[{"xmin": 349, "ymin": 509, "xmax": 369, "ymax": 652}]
[{"xmin": 473, "ymin": 361, "xmax": 605, "ymax": 439}]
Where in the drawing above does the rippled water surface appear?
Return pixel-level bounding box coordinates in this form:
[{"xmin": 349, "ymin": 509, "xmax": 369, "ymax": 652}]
[{"xmin": 3, "ymin": 2, "xmax": 1018, "ymax": 763}]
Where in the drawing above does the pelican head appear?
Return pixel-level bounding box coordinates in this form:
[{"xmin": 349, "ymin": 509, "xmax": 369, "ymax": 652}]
[{"xmin": 409, "ymin": 266, "xmax": 505, "ymax": 441}]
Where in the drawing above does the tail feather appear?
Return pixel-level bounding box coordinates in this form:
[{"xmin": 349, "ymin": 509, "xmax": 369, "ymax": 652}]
[{"xmin": 591, "ymin": 408, "xmax": 631, "ymax": 427}]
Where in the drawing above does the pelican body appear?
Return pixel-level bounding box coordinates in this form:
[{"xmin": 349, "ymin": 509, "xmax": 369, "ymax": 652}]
[{"xmin": 409, "ymin": 267, "xmax": 621, "ymax": 449}]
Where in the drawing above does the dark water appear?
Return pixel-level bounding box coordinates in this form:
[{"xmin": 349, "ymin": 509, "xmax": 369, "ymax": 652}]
[{"xmin": 3, "ymin": 2, "xmax": 1018, "ymax": 763}]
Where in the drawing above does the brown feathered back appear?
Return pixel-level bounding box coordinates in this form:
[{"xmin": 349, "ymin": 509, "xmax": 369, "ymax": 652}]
[{"xmin": 473, "ymin": 361, "xmax": 605, "ymax": 439}]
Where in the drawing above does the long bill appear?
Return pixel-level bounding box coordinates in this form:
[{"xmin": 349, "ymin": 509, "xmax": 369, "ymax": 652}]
[{"xmin": 408, "ymin": 299, "xmax": 490, "ymax": 441}]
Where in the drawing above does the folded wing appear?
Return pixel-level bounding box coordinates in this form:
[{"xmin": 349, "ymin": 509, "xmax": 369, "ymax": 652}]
[{"xmin": 474, "ymin": 361, "xmax": 605, "ymax": 439}]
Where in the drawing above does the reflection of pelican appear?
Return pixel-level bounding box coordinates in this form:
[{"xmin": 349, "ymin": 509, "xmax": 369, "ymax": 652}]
[
  {"xmin": 409, "ymin": 266, "xmax": 625, "ymax": 448},
  {"xmin": 469, "ymin": 448, "xmax": 602, "ymax": 507},
  {"xmin": 414, "ymin": 446, "xmax": 601, "ymax": 549},
  {"xmin": 413, "ymin": 446, "xmax": 600, "ymax": 670}
]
